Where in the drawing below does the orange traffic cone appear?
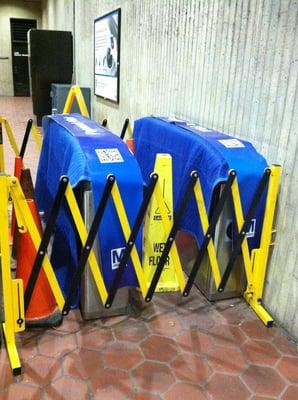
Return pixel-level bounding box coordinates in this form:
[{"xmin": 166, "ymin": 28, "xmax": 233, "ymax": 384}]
[
  {"xmin": 12, "ymin": 168, "xmax": 36, "ymax": 259},
  {"xmin": 16, "ymin": 199, "xmax": 61, "ymax": 327},
  {"xmin": 126, "ymin": 138, "xmax": 134, "ymax": 153},
  {"xmin": 10, "ymin": 157, "xmax": 23, "ymax": 245}
]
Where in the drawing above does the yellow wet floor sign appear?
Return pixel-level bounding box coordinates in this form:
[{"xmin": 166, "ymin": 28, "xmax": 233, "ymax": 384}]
[{"xmin": 143, "ymin": 153, "xmax": 179, "ymax": 292}]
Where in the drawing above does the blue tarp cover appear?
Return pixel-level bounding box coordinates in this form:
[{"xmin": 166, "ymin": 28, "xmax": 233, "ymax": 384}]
[
  {"xmin": 35, "ymin": 114, "xmax": 143, "ymax": 306},
  {"xmin": 134, "ymin": 117, "xmax": 268, "ymax": 250}
]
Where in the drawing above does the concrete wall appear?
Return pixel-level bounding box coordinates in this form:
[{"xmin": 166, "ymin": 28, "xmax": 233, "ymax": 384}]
[
  {"xmin": 0, "ymin": 0, "xmax": 42, "ymax": 96},
  {"xmin": 41, "ymin": 0, "xmax": 73, "ymax": 32},
  {"xmin": 42, "ymin": 0, "xmax": 298, "ymax": 339}
]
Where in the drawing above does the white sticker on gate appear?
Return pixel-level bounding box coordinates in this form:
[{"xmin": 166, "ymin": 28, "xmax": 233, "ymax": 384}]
[
  {"xmin": 95, "ymin": 148, "xmax": 124, "ymax": 163},
  {"xmin": 111, "ymin": 247, "xmax": 125, "ymax": 270},
  {"xmin": 218, "ymin": 138, "xmax": 245, "ymax": 148}
]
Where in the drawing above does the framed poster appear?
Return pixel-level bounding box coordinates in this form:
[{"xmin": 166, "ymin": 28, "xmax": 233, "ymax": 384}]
[{"xmin": 94, "ymin": 8, "xmax": 121, "ymax": 103}]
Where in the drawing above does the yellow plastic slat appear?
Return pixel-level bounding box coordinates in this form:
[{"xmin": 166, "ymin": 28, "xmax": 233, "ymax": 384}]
[
  {"xmin": 31, "ymin": 124, "xmax": 42, "ymax": 151},
  {"xmin": 0, "ymin": 175, "xmax": 21, "ymax": 373},
  {"xmin": 3, "ymin": 118, "xmax": 20, "ymax": 156},
  {"xmin": 110, "ymin": 181, "xmax": 148, "ymax": 297},
  {"xmin": 9, "ymin": 177, "xmax": 65, "ymax": 311},
  {"xmin": 63, "ymin": 86, "xmax": 90, "ymax": 118},
  {"xmin": 230, "ymin": 177, "xmax": 253, "ymax": 284},
  {"xmin": 64, "ymin": 183, "xmax": 108, "ymax": 303},
  {"xmin": 193, "ymin": 179, "xmax": 222, "ymax": 288}
]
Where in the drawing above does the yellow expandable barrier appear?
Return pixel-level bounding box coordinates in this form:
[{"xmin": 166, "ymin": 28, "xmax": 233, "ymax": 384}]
[
  {"xmin": 0, "ymin": 160, "xmax": 281, "ymax": 376},
  {"xmin": 0, "ymin": 175, "xmax": 24, "ymax": 375},
  {"xmin": 243, "ymin": 165, "xmax": 281, "ymax": 326},
  {"xmin": 63, "ymin": 85, "xmax": 90, "ymax": 117},
  {"xmin": 0, "ymin": 117, "xmax": 20, "ymax": 173}
]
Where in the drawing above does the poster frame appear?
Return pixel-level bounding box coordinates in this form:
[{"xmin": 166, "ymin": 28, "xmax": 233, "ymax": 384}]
[{"xmin": 94, "ymin": 8, "xmax": 121, "ymax": 103}]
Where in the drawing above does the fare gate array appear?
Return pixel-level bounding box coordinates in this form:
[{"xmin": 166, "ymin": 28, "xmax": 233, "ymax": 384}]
[
  {"xmin": 0, "ymin": 86, "xmax": 281, "ymax": 374},
  {"xmin": 0, "ymin": 161, "xmax": 281, "ymax": 375}
]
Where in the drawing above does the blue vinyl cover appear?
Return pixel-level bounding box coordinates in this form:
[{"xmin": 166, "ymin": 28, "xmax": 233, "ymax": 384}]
[
  {"xmin": 134, "ymin": 117, "xmax": 268, "ymax": 250},
  {"xmin": 35, "ymin": 114, "xmax": 143, "ymax": 306}
]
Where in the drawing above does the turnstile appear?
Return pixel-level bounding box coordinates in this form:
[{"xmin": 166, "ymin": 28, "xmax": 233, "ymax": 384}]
[
  {"xmin": 77, "ymin": 183, "xmax": 130, "ymax": 319},
  {"xmin": 176, "ymin": 187, "xmax": 246, "ymax": 301},
  {"xmin": 134, "ymin": 117, "xmax": 267, "ymax": 302}
]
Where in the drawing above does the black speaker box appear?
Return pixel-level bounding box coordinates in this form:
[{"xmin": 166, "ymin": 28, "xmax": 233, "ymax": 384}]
[{"xmin": 28, "ymin": 29, "xmax": 73, "ymax": 125}]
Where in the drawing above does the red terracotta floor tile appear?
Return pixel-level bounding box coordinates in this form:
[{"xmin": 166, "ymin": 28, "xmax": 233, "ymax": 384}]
[
  {"xmin": 281, "ymin": 385, "xmax": 298, "ymax": 400},
  {"xmin": 76, "ymin": 325, "xmax": 114, "ymax": 350},
  {"xmin": 0, "ymin": 362, "xmax": 16, "ymax": 391},
  {"xmin": 3, "ymin": 384, "xmax": 40, "ymax": 400},
  {"xmin": 62, "ymin": 348, "xmax": 103, "ymax": 379},
  {"xmin": 147, "ymin": 313, "xmax": 182, "ymax": 337},
  {"xmin": 22, "ymin": 354, "xmax": 62, "ymax": 387},
  {"xmin": 176, "ymin": 329, "xmax": 213, "ymax": 354},
  {"xmin": 170, "ymin": 353, "xmax": 212, "ymax": 384},
  {"xmin": 55, "ymin": 310, "xmax": 83, "ymax": 334},
  {"xmin": 272, "ymin": 336, "xmax": 298, "ymax": 356},
  {"xmin": 177, "ymin": 305, "xmax": 220, "ymax": 331},
  {"xmin": 90, "ymin": 368, "xmax": 133, "ymax": 400},
  {"xmin": 101, "ymin": 315, "xmax": 129, "ymax": 327},
  {"xmin": 240, "ymin": 320, "xmax": 277, "ymax": 341},
  {"xmin": 210, "ymin": 323, "xmax": 247, "ymax": 347},
  {"xmin": 162, "ymin": 291, "xmax": 207, "ymax": 312},
  {"xmin": 277, "ymin": 356, "xmax": 298, "ymax": 383},
  {"xmin": 251, "ymin": 397, "xmax": 276, "ymax": 400},
  {"xmin": 132, "ymin": 361, "xmax": 175, "ymax": 393},
  {"xmin": 214, "ymin": 299, "xmax": 250, "ymax": 325},
  {"xmin": 164, "ymin": 382, "xmax": 207, "ymax": 400},
  {"xmin": 208, "ymin": 345, "xmax": 247, "ymax": 373},
  {"xmin": 103, "ymin": 341, "xmax": 143, "ymax": 369},
  {"xmin": 141, "ymin": 335, "xmax": 179, "ymax": 362},
  {"xmin": 242, "ymin": 340, "xmax": 281, "ymax": 366},
  {"xmin": 206, "ymin": 373, "xmax": 251, "ymax": 400},
  {"xmin": 113, "ymin": 318, "xmax": 150, "ymax": 343},
  {"xmin": 242, "ymin": 365, "xmax": 286, "ymax": 397},
  {"xmin": 0, "ymin": 350, "xmax": 9, "ymax": 366},
  {"xmin": 129, "ymin": 393, "xmax": 161, "ymax": 400},
  {"xmin": 19, "ymin": 337, "xmax": 39, "ymax": 360},
  {"xmin": 38, "ymin": 332, "xmax": 77, "ymax": 357},
  {"xmin": 43, "ymin": 376, "xmax": 89, "ymax": 400}
]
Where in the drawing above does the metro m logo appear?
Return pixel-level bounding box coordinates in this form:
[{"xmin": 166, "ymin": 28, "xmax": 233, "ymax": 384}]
[{"xmin": 111, "ymin": 247, "xmax": 125, "ymax": 270}]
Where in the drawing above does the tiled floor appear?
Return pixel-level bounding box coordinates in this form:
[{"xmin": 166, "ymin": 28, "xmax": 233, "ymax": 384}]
[{"xmin": 0, "ymin": 97, "xmax": 298, "ymax": 400}]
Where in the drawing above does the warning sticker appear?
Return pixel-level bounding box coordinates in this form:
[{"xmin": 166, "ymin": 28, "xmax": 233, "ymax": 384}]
[
  {"xmin": 218, "ymin": 139, "xmax": 245, "ymax": 148},
  {"xmin": 95, "ymin": 148, "xmax": 124, "ymax": 163},
  {"xmin": 148, "ymin": 242, "xmax": 170, "ymax": 268}
]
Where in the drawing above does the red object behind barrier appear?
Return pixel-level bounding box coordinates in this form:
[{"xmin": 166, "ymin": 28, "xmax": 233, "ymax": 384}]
[{"xmin": 16, "ymin": 199, "xmax": 57, "ymax": 321}]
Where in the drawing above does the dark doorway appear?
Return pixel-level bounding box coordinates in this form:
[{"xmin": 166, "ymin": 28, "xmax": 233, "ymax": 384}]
[{"xmin": 10, "ymin": 18, "xmax": 37, "ymax": 96}]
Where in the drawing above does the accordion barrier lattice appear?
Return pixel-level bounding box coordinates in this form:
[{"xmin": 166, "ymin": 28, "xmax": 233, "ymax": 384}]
[{"xmin": 0, "ymin": 160, "xmax": 280, "ymax": 375}]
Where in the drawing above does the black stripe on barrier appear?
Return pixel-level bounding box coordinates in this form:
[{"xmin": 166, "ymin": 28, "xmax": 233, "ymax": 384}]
[
  {"xmin": 19, "ymin": 119, "xmax": 33, "ymax": 159},
  {"xmin": 102, "ymin": 119, "xmax": 108, "ymax": 127},
  {"xmin": 145, "ymin": 171, "xmax": 199, "ymax": 302},
  {"xmin": 24, "ymin": 175, "xmax": 69, "ymax": 313},
  {"xmin": 0, "ymin": 121, "xmax": 3, "ymax": 145},
  {"xmin": 120, "ymin": 118, "xmax": 129, "ymax": 140},
  {"xmin": 183, "ymin": 170, "xmax": 236, "ymax": 297},
  {"xmin": 218, "ymin": 168, "xmax": 271, "ymax": 292},
  {"xmin": 62, "ymin": 174, "xmax": 115, "ymax": 316},
  {"xmin": 105, "ymin": 173, "xmax": 159, "ymax": 309}
]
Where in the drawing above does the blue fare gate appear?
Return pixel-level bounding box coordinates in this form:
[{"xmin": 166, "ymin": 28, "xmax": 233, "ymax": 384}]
[{"xmin": 35, "ymin": 114, "xmax": 143, "ymax": 306}]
